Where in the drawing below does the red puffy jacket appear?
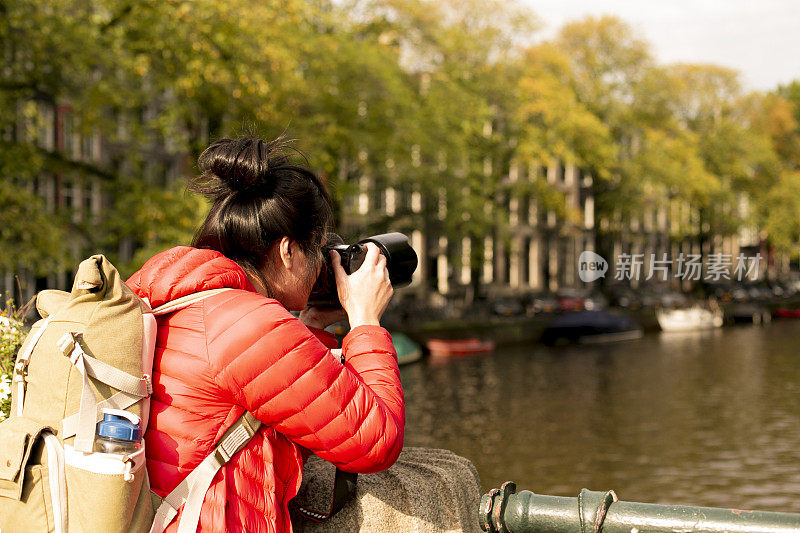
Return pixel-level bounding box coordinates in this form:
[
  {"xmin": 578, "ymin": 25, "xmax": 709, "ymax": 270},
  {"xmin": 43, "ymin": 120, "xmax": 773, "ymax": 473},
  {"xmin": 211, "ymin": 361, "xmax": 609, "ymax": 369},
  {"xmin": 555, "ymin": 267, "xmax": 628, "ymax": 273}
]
[{"xmin": 127, "ymin": 246, "xmax": 405, "ymax": 532}]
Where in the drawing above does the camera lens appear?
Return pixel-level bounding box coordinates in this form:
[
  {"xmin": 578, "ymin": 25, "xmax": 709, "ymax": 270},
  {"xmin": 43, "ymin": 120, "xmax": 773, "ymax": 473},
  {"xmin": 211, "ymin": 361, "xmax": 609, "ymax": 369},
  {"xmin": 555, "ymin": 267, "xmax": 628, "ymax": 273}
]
[
  {"xmin": 307, "ymin": 232, "xmax": 418, "ymax": 308},
  {"xmin": 357, "ymin": 233, "xmax": 417, "ymax": 287}
]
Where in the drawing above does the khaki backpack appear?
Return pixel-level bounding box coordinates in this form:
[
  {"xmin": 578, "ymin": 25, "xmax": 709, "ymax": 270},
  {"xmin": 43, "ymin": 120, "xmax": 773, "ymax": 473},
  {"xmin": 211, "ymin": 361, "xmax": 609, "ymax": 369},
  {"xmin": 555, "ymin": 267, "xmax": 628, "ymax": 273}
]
[{"xmin": 0, "ymin": 255, "xmax": 261, "ymax": 532}]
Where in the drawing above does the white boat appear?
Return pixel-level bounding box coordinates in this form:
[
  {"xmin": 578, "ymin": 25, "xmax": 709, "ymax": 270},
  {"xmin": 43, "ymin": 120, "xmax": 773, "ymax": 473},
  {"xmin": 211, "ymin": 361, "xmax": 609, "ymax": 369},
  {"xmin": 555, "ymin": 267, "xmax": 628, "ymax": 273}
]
[{"xmin": 656, "ymin": 306, "xmax": 723, "ymax": 332}]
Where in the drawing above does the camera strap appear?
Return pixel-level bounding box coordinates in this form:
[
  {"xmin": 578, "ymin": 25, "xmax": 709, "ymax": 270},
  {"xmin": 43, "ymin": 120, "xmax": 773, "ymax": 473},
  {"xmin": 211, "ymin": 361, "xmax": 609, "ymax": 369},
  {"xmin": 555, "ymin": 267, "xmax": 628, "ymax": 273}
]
[{"xmin": 295, "ymin": 468, "xmax": 358, "ymax": 522}]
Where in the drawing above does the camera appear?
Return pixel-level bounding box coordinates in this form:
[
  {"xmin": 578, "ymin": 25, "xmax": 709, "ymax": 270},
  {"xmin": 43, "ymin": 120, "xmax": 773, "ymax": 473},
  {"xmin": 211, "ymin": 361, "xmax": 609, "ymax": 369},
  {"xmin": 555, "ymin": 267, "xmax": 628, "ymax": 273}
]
[{"xmin": 308, "ymin": 232, "xmax": 418, "ymax": 308}]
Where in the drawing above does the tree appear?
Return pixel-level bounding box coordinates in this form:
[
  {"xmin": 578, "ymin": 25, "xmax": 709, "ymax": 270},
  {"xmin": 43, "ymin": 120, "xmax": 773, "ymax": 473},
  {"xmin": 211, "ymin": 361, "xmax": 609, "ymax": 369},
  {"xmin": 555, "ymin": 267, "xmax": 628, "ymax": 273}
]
[
  {"xmin": 758, "ymin": 170, "xmax": 800, "ymax": 251},
  {"xmin": 286, "ymin": 2, "xmax": 423, "ymax": 236},
  {"xmin": 552, "ymin": 16, "xmax": 653, "ymax": 212},
  {"xmin": 554, "ymin": 15, "xmax": 653, "ymax": 134},
  {"xmin": 754, "ymin": 90, "xmax": 800, "ymax": 169},
  {"xmin": 0, "ymin": 0, "xmax": 315, "ymax": 278},
  {"xmin": 665, "ymin": 65, "xmax": 779, "ymax": 243},
  {"xmin": 745, "ymin": 86, "xmax": 800, "ymax": 254},
  {"xmin": 0, "ymin": 179, "xmax": 67, "ymax": 276},
  {"xmin": 516, "ymin": 43, "xmax": 616, "ymax": 180},
  {"xmin": 317, "ymin": 0, "xmax": 543, "ymax": 296}
]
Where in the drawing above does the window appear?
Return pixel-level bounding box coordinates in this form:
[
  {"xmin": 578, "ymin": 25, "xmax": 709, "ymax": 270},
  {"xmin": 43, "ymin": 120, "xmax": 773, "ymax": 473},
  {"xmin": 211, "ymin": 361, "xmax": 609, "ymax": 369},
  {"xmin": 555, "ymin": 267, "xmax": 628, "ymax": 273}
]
[
  {"xmin": 61, "ymin": 114, "xmax": 74, "ymax": 155},
  {"xmin": 519, "ymin": 194, "xmax": 530, "ymax": 225},
  {"xmin": 61, "ymin": 178, "xmax": 75, "ymax": 210},
  {"xmin": 38, "ymin": 104, "xmax": 55, "ymax": 151},
  {"xmin": 81, "ymin": 134, "xmax": 94, "ymax": 161}
]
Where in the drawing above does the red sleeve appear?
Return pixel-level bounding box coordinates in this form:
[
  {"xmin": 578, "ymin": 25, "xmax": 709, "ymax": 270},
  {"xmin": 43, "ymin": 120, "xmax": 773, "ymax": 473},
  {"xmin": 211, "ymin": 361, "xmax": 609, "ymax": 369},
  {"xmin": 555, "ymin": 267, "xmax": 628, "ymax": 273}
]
[{"xmin": 207, "ymin": 293, "xmax": 404, "ymax": 473}]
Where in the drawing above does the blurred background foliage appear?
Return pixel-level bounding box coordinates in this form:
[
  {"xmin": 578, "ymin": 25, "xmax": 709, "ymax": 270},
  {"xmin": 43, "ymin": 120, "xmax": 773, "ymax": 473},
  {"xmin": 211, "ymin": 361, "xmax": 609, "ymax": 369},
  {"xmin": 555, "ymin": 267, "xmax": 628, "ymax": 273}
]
[{"xmin": 1, "ymin": 0, "xmax": 800, "ymax": 278}]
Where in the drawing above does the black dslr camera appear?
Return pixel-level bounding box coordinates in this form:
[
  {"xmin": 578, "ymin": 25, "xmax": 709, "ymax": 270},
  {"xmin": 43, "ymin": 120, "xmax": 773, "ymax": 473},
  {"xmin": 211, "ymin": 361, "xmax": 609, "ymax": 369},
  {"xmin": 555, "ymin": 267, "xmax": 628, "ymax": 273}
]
[{"xmin": 308, "ymin": 232, "xmax": 418, "ymax": 308}]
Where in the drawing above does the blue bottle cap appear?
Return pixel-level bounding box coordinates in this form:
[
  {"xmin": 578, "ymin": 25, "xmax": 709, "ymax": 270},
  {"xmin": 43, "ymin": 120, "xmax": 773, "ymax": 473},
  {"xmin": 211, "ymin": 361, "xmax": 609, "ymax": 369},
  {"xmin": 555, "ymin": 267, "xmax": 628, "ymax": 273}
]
[{"xmin": 96, "ymin": 413, "xmax": 141, "ymax": 442}]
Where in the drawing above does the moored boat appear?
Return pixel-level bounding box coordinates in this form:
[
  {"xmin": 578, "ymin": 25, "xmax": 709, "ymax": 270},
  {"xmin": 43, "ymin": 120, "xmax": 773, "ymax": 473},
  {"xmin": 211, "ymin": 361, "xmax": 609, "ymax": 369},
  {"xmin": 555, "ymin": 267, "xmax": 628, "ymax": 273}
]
[
  {"xmin": 656, "ymin": 306, "xmax": 723, "ymax": 332},
  {"xmin": 540, "ymin": 310, "xmax": 642, "ymax": 345},
  {"xmin": 391, "ymin": 332, "xmax": 423, "ymax": 365},
  {"xmin": 426, "ymin": 338, "xmax": 495, "ymax": 356},
  {"xmin": 773, "ymin": 308, "xmax": 800, "ymax": 318}
]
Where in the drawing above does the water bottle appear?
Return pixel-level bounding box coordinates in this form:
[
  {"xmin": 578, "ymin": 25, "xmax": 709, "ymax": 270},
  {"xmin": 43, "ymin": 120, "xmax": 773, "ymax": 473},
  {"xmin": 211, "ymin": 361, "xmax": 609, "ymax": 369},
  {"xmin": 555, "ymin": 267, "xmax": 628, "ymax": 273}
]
[{"xmin": 94, "ymin": 409, "xmax": 142, "ymax": 455}]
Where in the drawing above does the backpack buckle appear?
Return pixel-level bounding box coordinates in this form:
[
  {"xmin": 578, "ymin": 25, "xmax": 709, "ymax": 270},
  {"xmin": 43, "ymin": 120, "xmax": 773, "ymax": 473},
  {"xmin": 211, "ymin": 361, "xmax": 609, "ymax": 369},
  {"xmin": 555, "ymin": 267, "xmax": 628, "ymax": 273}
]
[
  {"xmin": 122, "ymin": 456, "xmax": 135, "ymax": 482},
  {"xmin": 214, "ymin": 448, "xmax": 229, "ymax": 465},
  {"xmin": 57, "ymin": 332, "xmax": 77, "ymax": 357},
  {"xmin": 13, "ymin": 360, "xmax": 27, "ymax": 377},
  {"xmin": 141, "ymin": 374, "xmax": 153, "ymax": 397}
]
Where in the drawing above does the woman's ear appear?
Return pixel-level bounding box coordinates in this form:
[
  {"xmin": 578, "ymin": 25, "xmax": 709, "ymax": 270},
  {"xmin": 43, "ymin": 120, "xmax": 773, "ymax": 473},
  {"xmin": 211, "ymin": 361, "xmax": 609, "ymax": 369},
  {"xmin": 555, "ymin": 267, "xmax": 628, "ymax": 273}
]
[{"xmin": 278, "ymin": 236, "xmax": 293, "ymax": 269}]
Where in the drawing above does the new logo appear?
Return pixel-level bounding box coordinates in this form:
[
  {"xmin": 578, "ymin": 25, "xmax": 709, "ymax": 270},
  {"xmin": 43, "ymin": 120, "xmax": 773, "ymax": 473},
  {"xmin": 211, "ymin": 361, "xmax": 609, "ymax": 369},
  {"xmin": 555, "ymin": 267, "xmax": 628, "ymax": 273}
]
[{"xmin": 578, "ymin": 251, "xmax": 608, "ymax": 283}]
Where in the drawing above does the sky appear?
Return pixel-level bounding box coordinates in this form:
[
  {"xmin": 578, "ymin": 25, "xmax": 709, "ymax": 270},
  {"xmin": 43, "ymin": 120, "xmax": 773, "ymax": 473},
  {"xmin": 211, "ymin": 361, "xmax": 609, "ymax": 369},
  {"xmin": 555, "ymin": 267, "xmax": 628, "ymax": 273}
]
[{"xmin": 525, "ymin": 0, "xmax": 800, "ymax": 92}]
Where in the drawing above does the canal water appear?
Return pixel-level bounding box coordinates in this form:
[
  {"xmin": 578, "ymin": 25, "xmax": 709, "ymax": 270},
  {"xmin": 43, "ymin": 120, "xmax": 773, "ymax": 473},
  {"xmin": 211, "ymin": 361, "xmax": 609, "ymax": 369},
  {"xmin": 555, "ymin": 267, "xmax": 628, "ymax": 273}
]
[{"xmin": 400, "ymin": 320, "xmax": 800, "ymax": 513}]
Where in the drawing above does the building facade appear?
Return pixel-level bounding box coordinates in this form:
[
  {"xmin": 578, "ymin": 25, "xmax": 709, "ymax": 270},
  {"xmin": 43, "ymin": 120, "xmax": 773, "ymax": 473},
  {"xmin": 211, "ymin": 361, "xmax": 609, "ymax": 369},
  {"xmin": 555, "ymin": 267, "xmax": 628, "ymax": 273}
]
[{"xmin": 1, "ymin": 104, "xmax": 782, "ymax": 309}]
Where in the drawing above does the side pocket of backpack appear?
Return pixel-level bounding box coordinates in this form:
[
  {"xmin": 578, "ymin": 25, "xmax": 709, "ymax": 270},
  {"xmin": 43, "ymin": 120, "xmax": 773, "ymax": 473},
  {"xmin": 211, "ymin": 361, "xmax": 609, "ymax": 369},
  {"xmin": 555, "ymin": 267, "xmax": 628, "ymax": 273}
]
[
  {"xmin": 63, "ymin": 443, "xmax": 153, "ymax": 533},
  {"xmin": 0, "ymin": 418, "xmax": 66, "ymax": 533}
]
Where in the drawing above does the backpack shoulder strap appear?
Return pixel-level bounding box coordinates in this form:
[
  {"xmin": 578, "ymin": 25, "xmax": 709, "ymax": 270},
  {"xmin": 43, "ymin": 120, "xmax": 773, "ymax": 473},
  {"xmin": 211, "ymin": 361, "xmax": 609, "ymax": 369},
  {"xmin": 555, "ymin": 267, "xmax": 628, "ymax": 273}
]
[
  {"xmin": 149, "ymin": 411, "xmax": 262, "ymax": 533},
  {"xmin": 150, "ymin": 288, "xmax": 234, "ymax": 316},
  {"xmin": 12, "ymin": 316, "xmax": 54, "ymax": 416}
]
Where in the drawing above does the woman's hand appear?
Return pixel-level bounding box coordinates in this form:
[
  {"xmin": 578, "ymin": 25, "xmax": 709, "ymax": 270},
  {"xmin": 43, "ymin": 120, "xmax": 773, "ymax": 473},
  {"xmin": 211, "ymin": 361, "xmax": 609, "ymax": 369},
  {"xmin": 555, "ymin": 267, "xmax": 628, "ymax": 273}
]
[{"xmin": 331, "ymin": 243, "xmax": 393, "ymax": 328}]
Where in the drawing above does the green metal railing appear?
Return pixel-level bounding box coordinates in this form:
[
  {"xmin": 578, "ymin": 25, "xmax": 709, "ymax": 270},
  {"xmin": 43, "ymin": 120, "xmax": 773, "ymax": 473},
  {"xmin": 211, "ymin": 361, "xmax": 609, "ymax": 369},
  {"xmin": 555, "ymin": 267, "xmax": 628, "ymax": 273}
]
[{"xmin": 480, "ymin": 482, "xmax": 800, "ymax": 533}]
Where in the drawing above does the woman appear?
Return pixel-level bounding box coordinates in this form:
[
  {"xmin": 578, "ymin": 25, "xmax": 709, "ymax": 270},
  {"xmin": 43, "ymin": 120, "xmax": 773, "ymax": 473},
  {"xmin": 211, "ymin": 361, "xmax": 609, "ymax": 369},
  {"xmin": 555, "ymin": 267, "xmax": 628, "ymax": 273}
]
[{"xmin": 127, "ymin": 135, "xmax": 405, "ymax": 532}]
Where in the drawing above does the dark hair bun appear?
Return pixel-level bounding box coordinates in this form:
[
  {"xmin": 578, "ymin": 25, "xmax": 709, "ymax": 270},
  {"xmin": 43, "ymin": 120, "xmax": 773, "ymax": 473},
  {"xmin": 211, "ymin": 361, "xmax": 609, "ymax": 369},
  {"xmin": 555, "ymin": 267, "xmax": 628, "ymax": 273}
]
[{"xmin": 193, "ymin": 136, "xmax": 292, "ymax": 197}]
